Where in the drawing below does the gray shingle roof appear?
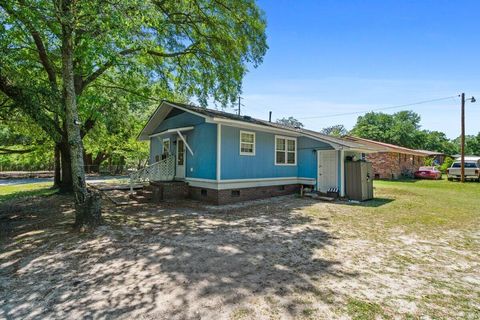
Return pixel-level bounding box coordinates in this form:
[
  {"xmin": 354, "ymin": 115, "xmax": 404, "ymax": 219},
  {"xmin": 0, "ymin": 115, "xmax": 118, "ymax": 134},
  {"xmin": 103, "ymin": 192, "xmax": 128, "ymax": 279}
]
[{"xmin": 162, "ymin": 101, "xmax": 382, "ymax": 151}]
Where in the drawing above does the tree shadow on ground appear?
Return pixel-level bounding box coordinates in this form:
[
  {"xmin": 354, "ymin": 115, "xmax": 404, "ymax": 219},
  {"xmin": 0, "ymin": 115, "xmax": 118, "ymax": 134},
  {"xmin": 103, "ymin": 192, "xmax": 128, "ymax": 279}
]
[
  {"xmin": 376, "ymin": 178, "xmax": 419, "ymax": 183},
  {"xmin": 345, "ymin": 197, "xmax": 395, "ymax": 208},
  {"xmin": 0, "ymin": 195, "xmax": 356, "ymax": 319}
]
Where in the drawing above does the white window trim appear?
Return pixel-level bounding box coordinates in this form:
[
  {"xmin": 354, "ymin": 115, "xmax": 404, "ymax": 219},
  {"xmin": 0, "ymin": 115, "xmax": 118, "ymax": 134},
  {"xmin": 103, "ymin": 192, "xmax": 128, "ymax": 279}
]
[
  {"xmin": 162, "ymin": 138, "xmax": 170, "ymax": 155},
  {"xmin": 275, "ymin": 135, "xmax": 297, "ymax": 166},
  {"xmin": 239, "ymin": 130, "xmax": 256, "ymax": 156}
]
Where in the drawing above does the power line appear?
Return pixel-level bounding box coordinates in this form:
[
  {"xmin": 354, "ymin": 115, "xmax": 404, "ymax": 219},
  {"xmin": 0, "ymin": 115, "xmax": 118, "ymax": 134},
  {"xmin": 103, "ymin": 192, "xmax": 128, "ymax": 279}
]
[{"xmin": 297, "ymin": 95, "xmax": 460, "ymax": 120}]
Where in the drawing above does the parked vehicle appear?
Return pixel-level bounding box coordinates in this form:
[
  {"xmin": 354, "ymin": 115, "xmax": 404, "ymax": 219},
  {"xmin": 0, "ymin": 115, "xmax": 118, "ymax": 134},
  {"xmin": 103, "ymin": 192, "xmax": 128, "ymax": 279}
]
[
  {"xmin": 447, "ymin": 160, "xmax": 480, "ymax": 181},
  {"xmin": 414, "ymin": 166, "xmax": 442, "ymax": 180}
]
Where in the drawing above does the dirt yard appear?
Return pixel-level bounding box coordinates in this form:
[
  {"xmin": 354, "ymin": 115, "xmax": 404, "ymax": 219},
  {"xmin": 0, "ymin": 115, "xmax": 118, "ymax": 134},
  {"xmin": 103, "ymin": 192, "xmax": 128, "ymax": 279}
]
[{"xmin": 1, "ymin": 180, "xmax": 479, "ymax": 319}]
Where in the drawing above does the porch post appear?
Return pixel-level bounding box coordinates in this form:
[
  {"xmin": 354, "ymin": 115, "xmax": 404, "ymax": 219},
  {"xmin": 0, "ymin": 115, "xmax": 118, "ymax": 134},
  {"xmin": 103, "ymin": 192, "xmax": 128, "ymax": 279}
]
[
  {"xmin": 216, "ymin": 123, "xmax": 222, "ymax": 181},
  {"xmin": 176, "ymin": 130, "xmax": 194, "ymax": 156}
]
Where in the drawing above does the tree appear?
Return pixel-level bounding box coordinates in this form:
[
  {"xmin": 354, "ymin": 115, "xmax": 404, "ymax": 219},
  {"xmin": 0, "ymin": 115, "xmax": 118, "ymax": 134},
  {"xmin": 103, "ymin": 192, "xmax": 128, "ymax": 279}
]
[
  {"xmin": 350, "ymin": 111, "xmax": 423, "ymax": 149},
  {"xmin": 320, "ymin": 124, "xmax": 347, "ymax": 137},
  {"xmin": 418, "ymin": 130, "xmax": 458, "ymax": 155},
  {"xmin": 276, "ymin": 117, "xmax": 304, "ymax": 128},
  {"xmin": 0, "ymin": 0, "xmax": 267, "ymax": 228}
]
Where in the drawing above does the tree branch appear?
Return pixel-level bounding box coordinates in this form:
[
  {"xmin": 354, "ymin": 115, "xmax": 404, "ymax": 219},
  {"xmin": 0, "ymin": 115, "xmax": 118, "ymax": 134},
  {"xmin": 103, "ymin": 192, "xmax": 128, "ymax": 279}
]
[
  {"xmin": 0, "ymin": 71, "xmax": 62, "ymax": 142},
  {"xmin": 0, "ymin": 147, "xmax": 37, "ymax": 154},
  {"xmin": 77, "ymin": 44, "xmax": 198, "ymax": 95},
  {"xmin": 0, "ymin": 3, "xmax": 58, "ymax": 92}
]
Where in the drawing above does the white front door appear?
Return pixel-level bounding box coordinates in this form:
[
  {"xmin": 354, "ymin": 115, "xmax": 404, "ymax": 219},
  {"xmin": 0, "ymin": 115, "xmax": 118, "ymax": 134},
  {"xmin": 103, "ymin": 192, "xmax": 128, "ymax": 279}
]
[
  {"xmin": 317, "ymin": 150, "xmax": 338, "ymax": 192},
  {"xmin": 175, "ymin": 137, "xmax": 186, "ymax": 179}
]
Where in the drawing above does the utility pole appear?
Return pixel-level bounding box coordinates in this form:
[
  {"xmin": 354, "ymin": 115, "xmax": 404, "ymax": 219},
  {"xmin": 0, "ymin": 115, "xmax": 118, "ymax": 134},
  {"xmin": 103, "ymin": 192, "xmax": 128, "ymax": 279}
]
[
  {"xmin": 461, "ymin": 93, "xmax": 465, "ymax": 183},
  {"xmin": 459, "ymin": 93, "xmax": 476, "ymax": 183}
]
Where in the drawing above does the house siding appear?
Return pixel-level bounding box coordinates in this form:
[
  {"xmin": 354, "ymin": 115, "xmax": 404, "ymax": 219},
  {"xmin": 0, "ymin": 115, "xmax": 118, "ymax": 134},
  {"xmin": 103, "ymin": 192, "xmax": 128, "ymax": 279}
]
[
  {"xmin": 149, "ymin": 110, "xmax": 217, "ymax": 180},
  {"xmin": 185, "ymin": 123, "xmax": 217, "ymax": 179},
  {"xmin": 220, "ymin": 126, "xmax": 298, "ymax": 179},
  {"xmin": 297, "ymin": 136, "xmax": 333, "ymax": 181},
  {"xmin": 220, "ymin": 126, "xmax": 335, "ymax": 182}
]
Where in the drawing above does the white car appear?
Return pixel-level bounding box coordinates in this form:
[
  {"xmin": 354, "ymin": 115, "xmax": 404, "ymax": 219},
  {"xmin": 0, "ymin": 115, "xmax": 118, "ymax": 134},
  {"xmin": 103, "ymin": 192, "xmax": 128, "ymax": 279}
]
[{"xmin": 447, "ymin": 160, "xmax": 480, "ymax": 181}]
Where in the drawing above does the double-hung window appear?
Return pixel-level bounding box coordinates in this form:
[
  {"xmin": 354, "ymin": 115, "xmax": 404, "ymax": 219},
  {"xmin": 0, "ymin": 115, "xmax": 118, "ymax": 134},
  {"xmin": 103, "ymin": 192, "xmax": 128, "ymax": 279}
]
[
  {"xmin": 240, "ymin": 131, "xmax": 255, "ymax": 155},
  {"xmin": 275, "ymin": 136, "xmax": 296, "ymax": 165}
]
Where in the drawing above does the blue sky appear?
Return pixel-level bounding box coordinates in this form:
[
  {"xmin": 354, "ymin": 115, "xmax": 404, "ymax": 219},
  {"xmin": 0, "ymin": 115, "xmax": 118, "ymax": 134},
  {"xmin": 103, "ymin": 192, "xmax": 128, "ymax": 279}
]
[{"xmin": 239, "ymin": 0, "xmax": 480, "ymax": 138}]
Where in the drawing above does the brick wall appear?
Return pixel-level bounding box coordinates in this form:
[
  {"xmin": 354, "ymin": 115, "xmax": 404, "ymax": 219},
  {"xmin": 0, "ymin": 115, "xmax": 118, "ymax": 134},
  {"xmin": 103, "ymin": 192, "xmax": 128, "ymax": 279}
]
[
  {"xmin": 189, "ymin": 184, "xmax": 301, "ymax": 205},
  {"xmin": 148, "ymin": 181, "xmax": 189, "ymax": 201},
  {"xmin": 366, "ymin": 152, "xmax": 425, "ymax": 179}
]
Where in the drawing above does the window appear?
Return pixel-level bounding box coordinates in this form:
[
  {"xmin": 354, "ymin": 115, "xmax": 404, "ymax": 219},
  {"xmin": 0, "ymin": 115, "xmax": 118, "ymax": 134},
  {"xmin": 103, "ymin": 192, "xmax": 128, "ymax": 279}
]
[
  {"xmin": 275, "ymin": 136, "xmax": 296, "ymax": 165},
  {"xmin": 177, "ymin": 139, "xmax": 185, "ymax": 165},
  {"xmin": 162, "ymin": 138, "xmax": 170, "ymax": 155},
  {"xmin": 231, "ymin": 190, "xmax": 240, "ymax": 197},
  {"xmin": 240, "ymin": 131, "xmax": 255, "ymax": 155}
]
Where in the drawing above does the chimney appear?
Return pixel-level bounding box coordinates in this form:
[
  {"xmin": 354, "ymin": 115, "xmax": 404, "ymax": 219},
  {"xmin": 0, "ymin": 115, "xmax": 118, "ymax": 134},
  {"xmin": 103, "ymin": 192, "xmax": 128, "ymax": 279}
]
[{"xmin": 269, "ymin": 111, "xmax": 272, "ymax": 122}]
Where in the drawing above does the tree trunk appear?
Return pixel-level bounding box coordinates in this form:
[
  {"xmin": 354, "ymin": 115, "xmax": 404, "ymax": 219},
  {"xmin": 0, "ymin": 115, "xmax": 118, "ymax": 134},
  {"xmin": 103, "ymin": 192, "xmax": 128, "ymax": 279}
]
[
  {"xmin": 53, "ymin": 143, "xmax": 61, "ymax": 188},
  {"xmin": 60, "ymin": 4, "xmax": 101, "ymax": 229},
  {"xmin": 84, "ymin": 152, "xmax": 93, "ymax": 173},
  {"xmin": 59, "ymin": 141, "xmax": 73, "ymax": 193},
  {"xmin": 83, "ymin": 152, "xmax": 106, "ymax": 173}
]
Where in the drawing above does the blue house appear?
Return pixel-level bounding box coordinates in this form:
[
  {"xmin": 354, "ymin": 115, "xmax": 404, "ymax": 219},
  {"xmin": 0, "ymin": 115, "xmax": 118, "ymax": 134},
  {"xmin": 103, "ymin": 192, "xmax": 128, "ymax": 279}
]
[{"xmin": 135, "ymin": 101, "xmax": 377, "ymax": 204}]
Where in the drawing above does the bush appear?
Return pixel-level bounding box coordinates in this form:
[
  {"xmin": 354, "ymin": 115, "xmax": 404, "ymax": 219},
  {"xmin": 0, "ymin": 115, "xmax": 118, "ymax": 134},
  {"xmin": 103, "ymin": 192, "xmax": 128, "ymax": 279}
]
[{"xmin": 440, "ymin": 156, "xmax": 454, "ymax": 173}]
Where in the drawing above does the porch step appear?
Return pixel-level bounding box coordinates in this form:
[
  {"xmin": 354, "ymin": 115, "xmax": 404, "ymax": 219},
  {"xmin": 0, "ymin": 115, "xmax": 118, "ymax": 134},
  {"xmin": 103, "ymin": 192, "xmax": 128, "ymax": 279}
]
[
  {"xmin": 129, "ymin": 193, "xmax": 151, "ymax": 203},
  {"xmin": 136, "ymin": 189, "xmax": 153, "ymax": 198},
  {"xmin": 303, "ymin": 192, "xmax": 335, "ymax": 202}
]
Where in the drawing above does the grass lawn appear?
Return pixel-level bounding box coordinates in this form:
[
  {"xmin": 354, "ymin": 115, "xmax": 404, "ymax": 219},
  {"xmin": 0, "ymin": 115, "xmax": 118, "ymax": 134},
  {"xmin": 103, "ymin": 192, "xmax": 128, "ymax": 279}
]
[
  {"xmin": 0, "ymin": 178, "xmax": 479, "ymax": 319},
  {"xmin": 0, "ymin": 182, "xmax": 56, "ymax": 203}
]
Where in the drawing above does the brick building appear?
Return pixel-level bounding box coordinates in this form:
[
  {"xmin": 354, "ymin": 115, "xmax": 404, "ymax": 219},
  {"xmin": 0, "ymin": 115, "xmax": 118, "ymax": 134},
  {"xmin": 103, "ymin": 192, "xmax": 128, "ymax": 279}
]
[{"xmin": 344, "ymin": 136, "xmax": 443, "ymax": 180}]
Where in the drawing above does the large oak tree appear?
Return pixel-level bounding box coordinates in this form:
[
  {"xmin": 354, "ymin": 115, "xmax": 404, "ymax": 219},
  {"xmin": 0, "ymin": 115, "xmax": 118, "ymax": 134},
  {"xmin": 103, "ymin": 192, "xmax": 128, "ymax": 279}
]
[{"xmin": 0, "ymin": 0, "xmax": 267, "ymax": 228}]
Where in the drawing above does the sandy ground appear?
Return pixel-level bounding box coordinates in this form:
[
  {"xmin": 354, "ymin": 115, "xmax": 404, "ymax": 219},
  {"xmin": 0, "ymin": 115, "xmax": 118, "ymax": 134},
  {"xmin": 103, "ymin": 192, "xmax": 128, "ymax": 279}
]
[{"xmin": 0, "ymin": 194, "xmax": 479, "ymax": 319}]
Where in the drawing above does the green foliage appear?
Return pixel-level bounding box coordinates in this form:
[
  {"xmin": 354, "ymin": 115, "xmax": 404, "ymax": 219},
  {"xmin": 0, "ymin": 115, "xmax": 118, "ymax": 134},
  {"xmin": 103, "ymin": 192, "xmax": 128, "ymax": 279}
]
[
  {"xmin": 454, "ymin": 134, "xmax": 480, "ymax": 156},
  {"xmin": 351, "ymin": 111, "xmax": 423, "ymax": 149},
  {"xmin": 276, "ymin": 117, "xmax": 304, "ymax": 128},
  {"xmin": 350, "ymin": 110, "xmax": 467, "ymax": 155},
  {"xmin": 0, "ymin": 112, "xmax": 54, "ymax": 170},
  {"xmin": 320, "ymin": 124, "xmax": 347, "ymax": 137},
  {"xmin": 440, "ymin": 157, "xmax": 454, "ymax": 173},
  {"xmin": 1, "ymin": 0, "xmax": 268, "ymax": 172},
  {"xmin": 419, "ymin": 130, "xmax": 458, "ymax": 155},
  {"xmin": 423, "ymin": 157, "xmax": 434, "ymax": 166}
]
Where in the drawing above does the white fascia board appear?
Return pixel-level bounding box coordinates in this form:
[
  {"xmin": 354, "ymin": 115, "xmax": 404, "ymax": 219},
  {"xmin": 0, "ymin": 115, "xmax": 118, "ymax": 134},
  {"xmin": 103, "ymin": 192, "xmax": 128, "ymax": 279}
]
[
  {"xmin": 149, "ymin": 126, "xmax": 194, "ymax": 138},
  {"xmin": 186, "ymin": 177, "xmax": 316, "ymax": 190}
]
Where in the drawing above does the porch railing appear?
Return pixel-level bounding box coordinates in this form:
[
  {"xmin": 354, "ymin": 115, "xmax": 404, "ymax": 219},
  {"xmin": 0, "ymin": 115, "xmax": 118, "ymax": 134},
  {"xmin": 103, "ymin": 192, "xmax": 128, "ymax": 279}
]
[{"xmin": 129, "ymin": 155, "xmax": 175, "ymax": 192}]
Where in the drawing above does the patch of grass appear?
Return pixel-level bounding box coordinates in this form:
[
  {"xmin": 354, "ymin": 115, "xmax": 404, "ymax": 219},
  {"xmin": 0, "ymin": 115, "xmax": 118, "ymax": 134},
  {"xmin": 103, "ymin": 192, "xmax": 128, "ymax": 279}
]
[
  {"xmin": 391, "ymin": 253, "xmax": 423, "ymax": 267},
  {"xmin": 301, "ymin": 307, "xmax": 317, "ymax": 317},
  {"xmin": 346, "ymin": 298, "xmax": 385, "ymax": 320},
  {"xmin": 0, "ymin": 182, "xmax": 56, "ymax": 202},
  {"xmin": 230, "ymin": 307, "xmax": 253, "ymax": 320},
  {"xmin": 325, "ymin": 178, "xmax": 480, "ymax": 237}
]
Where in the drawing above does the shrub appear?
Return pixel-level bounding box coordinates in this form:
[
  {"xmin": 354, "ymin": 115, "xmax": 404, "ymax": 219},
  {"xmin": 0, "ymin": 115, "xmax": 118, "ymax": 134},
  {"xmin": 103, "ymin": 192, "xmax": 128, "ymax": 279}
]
[{"xmin": 440, "ymin": 156, "xmax": 454, "ymax": 173}]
